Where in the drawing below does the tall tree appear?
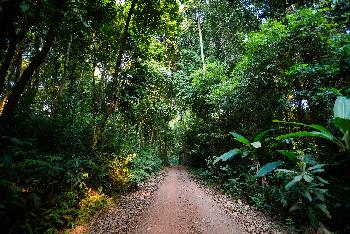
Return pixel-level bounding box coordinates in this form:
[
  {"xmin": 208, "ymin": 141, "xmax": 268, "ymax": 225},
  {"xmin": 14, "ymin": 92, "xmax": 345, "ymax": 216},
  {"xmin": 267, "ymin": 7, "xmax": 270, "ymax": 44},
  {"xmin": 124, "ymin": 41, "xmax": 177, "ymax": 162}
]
[
  {"xmin": 0, "ymin": 0, "xmax": 68, "ymax": 125},
  {"xmin": 92, "ymin": 0, "xmax": 138, "ymax": 149}
]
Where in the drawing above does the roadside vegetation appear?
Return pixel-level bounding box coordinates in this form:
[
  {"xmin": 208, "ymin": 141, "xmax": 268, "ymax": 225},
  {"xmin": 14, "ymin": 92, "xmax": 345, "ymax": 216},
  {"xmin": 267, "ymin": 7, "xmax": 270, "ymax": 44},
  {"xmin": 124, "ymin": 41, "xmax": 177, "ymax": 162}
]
[{"xmin": 0, "ymin": 0, "xmax": 349, "ymax": 233}]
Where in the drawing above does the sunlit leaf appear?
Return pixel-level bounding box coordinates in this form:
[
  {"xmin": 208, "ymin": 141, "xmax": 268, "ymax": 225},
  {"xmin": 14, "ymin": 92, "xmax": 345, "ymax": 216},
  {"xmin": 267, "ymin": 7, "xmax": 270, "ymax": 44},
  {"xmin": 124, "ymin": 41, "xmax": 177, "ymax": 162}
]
[
  {"xmin": 277, "ymin": 131, "xmax": 334, "ymax": 141},
  {"xmin": 334, "ymin": 96, "xmax": 350, "ymax": 136},
  {"xmin": 250, "ymin": 141, "xmax": 261, "ymax": 148},
  {"xmin": 229, "ymin": 132, "xmax": 250, "ymax": 146},
  {"xmin": 334, "ymin": 96, "xmax": 350, "ymax": 120}
]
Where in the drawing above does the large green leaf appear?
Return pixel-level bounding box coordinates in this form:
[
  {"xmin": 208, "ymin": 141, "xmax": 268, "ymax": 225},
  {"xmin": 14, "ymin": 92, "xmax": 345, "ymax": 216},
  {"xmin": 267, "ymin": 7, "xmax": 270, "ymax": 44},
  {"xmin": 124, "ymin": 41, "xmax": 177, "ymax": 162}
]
[
  {"xmin": 334, "ymin": 96, "xmax": 350, "ymax": 137},
  {"xmin": 335, "ymin": 118, "xmax": 350, "ymax": 135},
  {"xmin": 213, "ymin": 149, "xmax": 241, "ymax": 164},
  {"xmin": 276, "ymin": 131, "xmax": 345, "ymax": 149},
  {"xmin": 273, "ymin": 120, "xmax": 332, "ymax": 134},
  {"xmin": 285, "ymin": 174, "xmax": 303, "ymax": 190},
  {"xmin": 229, "ymin": 132, "xmax": 251, "ymax": 146},
  {"xmin": 334, "ymin": 96, "xmax": 350, "ymax": 120},
  {"xmin": 277, "ymin": 131, "xmax": 333, "ymax": 141},
  {"xmin": 257, "ymin": 161, "xmax": 283, "ymax": 177}
]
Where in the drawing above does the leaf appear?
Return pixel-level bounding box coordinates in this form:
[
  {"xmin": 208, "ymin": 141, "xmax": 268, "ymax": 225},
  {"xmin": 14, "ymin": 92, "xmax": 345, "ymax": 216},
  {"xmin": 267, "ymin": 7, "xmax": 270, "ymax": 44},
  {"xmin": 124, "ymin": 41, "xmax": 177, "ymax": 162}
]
[
  {"xmin": 250, "ymin": 141, "xmax": 261, "ymax": 148},
  {"xmin": 334, "ymin": 97, "xmax": 350, "ymax": 146},
  {"xmin": 316, "ymin": 176, "xmax": 329, "ymax": 184},
  {"xmin": 229, "ymin": 132, "xmax": 250, "ymax": 146},
  {"xmin": 289, "ymin": 203, "xmax": 301, "ymax": 212},
  {"xmin": 277, "ymin": 131, "xmax": 345, "ymax": 149},
  {"xmin": 335, "ymin": 118, "xmax": 350, "ymax": 134},
  {"xmin": 303, "ymin": 155, "xmax": 317, "ymax": 165},
  {"xmin": 277, "ymin": 150, "xmax": 298, "ymax": 160},
  {"xmin": 257, "ymin": 161, "xmax": 284, "ymax": 177},
  {"xmin": 276, "ymin": 169, "xmax": 297, "ymax": 174},
  {"xmin": 314, "ymin": 188, "xmax": 326, "ymax": 201},
  {"xmin": 273, "ymin": 119, "xmax": 346, "ymax": 150},
  {"xmin": 285, "ymin": 175, "xmax": 303, "ymax": 190},
  {"xmin": 273, "ymin": 120, "xmax": 331, "ymax": 134},
  {"xmin": 307, "ymin": 164, "xmax": 325, "ymax": 171},
  {"xmin": 303, "ymin": 191, "xmax": 312, "ymax": 202},
  {"xmin": 334, "ymin": 96, "xmax": 350, "ymax": 120},
  {"xmin": 316, "ymin": 204, "xmax": 331, "ymax": 219},
  {"xmin": 242, "ymin": 150, "xmax": 250, "ymax": 157},
  {"xmin": 308, "ymin": 124, "xmax": 332, "ymax": 135},
  {"xmin": 253, "ymin": 129, "xmax": 272, "ymax": 142},
  {"xmin": 213, "ymin": 149, "xmax": 241, "ymax": 164},
  {"xmin": 277, "ymin": 131, "xmax": 335, "ymax": 142},
  {"xmin": 303, "ymin": 174, "xmax": 313, "ymax": 182}
]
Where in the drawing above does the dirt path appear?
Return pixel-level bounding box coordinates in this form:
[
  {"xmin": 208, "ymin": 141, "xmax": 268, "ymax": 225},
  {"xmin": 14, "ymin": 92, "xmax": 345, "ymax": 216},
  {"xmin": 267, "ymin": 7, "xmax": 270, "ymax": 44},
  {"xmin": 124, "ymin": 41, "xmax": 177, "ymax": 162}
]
[
  {"xmin": 85, "ymin": 166, "xmax": 289, "ymax": 234},
  {"xmin": 131, "ymin": 166, "xmax": 245, "ymax": 234}
]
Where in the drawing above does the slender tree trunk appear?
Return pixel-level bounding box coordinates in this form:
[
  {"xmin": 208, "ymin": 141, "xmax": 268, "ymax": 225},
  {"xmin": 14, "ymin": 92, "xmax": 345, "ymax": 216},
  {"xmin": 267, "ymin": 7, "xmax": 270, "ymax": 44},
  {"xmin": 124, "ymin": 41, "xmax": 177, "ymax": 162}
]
[
  {"xmin": 52, "ymin": 33, "xmax": 73, "ymax": 124},
  {"xmin": 13, "ymin": 44, "xmax": 24, "ymax": 82},
  {"xmin": 92, "ymin": 0, "xmax": 138, "ymax": 150},
  {"xmin": 0, "ymin": 27, "xmax": 55, "ymax": 124},
  {"xmin": 92, "ymin": 62, "xmax": 98, "ymax": 115},
  {"xmin": 197, "ymin": 15, "xmax": 205, "ymax": 69},
  {"xmin": 0, "ymin": 42, "xmax": 17, "ymax": 95},
  {"xmin": 0, "ymin": 23, "xmax": 31, "ymax": 96}
]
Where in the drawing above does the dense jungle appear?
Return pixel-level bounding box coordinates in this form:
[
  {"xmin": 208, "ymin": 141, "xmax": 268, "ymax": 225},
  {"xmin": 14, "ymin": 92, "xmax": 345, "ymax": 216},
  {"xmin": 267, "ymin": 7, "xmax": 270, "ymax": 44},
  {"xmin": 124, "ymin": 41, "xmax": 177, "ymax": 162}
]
[{"xmin": 0, "ymin": 0, "xmax": 349, "ymax": 233}]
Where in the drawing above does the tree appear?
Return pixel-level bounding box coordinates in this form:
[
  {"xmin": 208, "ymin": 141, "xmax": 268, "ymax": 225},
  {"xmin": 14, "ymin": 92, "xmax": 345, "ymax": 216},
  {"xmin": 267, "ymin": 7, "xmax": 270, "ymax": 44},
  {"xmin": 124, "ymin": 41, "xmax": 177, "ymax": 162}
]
[{"xmin": 0, "ymin": 0, "xmax": 68, "ymax": 125}]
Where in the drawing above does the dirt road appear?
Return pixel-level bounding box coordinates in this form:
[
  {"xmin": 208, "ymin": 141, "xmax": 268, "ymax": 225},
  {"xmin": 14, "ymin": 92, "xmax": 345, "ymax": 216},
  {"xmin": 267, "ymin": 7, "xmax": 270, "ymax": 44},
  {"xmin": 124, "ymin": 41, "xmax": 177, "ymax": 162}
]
[
  {"xmin": 85, "ymin": 166, "xmax": 288, "ymax": 234},
  {"xmin": 131, "ymin": 166, "xmax": 245, "ymax": 234}
]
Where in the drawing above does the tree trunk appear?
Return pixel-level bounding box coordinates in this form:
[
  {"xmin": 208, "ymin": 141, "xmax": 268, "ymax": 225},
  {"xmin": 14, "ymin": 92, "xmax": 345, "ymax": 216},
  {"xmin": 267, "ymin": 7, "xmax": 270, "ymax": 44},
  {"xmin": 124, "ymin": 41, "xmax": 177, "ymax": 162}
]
[
  {"xmin": 92, "ymin": 0, "xmax": 138, "ymax": 150},
  {"xmin": 0, "ymin": 21, "xmax": 31, "ymax": 96},
  {"xmin": 0, "ymin": 27, "xmax": 55, "ymax": 124},
  {"xmin": 197, "ymin": 14, "xmax": 205, "ymax": 69},
  {"xmin": 52, "ymin": 33, "xmax": 73, "ymax": 124},
  {"xmin": 0, "ymin": 42, "xmax": 17, "ymax": 96}
]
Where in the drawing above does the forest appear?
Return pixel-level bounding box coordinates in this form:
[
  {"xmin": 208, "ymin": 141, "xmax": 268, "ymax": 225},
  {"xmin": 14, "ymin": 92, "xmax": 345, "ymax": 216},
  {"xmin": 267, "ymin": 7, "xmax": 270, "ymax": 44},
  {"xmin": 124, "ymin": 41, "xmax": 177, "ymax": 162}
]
[{"xmin": 0, "ymin": 0, "xmax": 349, "ymax": 233}]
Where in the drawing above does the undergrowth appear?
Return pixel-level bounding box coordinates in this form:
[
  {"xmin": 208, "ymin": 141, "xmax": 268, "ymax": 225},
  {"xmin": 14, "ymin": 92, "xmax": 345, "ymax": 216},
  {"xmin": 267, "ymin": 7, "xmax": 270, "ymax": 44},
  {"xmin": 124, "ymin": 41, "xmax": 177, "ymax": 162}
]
[{"xmin": 0, "ymin": 135, "xmax": 163, "ymax": 233}]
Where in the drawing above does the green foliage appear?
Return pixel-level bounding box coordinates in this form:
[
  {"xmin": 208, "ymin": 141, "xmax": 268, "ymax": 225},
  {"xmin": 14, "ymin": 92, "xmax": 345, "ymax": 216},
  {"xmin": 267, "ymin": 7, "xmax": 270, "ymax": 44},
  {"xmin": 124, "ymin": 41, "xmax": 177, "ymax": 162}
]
[
  {"xmin": 276, "ymin": 154, "xmax": 331, "ymax": 229},
  {"xmin": 334, "ymin": 96, "xmax": 350, "ymax": 148},
  {"xmin": 213, "ymin": 149, "xmax": 241, "ymax": 164},
  {"xmin": 257, "ymin": 161, "xmax": 284, "ymax": 177},
  {"xmin": 1, "ymin": 0, "xmax": 350, "ymax": 232},
  {"xmin": 274, "ymin": 96, "xmax": 350, "ymax": 151},
  {"xmin": 130, "ymin": 146, "xmax": 163, "ymax": 185},
  {"xmin": 213, "ymin": 130, "xmax": 269, "ymax": 165}
]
